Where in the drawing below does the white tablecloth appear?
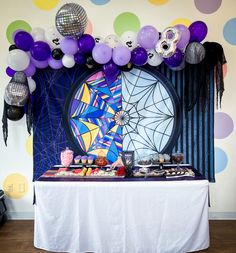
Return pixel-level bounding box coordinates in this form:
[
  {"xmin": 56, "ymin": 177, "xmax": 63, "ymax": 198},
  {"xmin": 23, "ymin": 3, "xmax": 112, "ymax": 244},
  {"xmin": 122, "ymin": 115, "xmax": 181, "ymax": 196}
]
[{"xmin": 34, "ymin": 180, "xmax": 209, "ymax": 253}]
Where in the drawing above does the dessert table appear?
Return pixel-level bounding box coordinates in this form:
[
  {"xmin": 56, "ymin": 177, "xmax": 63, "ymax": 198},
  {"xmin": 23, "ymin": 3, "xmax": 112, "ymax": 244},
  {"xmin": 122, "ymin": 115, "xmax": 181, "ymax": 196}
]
[{"xmin": 34, "ymin": 173, "xmax": 209, "ymax": 253}]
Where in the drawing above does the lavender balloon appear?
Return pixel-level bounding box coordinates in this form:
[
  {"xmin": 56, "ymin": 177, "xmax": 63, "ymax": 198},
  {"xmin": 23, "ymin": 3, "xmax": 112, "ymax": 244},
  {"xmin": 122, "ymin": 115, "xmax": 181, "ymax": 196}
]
[
  {"xmin": 189, "ymin": 21, "xmax": 208, "ymax": 43},
  {"xmin": 30, "ymin": 41, "xmax": 51, "ymax": 61},
  {"xmin": 131, "ymin": 47, "xmax": 148, "ymax": 66},
  {"xmin": 24, "ymin": 62, "xmax": 36, "ymax": 77},
  {"xmin": 78, "ymin": 34, "xmax": 95, "ymax": 54},
  {"xmin": 48, "ymin": 57, "xmax": 63, "ymax": 69},
  {"xmin": 175, "ymin": 24, "xmax": 190, "ymax": 51},
  {"xmin": 92, "ymin": 43, "xmax": 112, "ymax": 64},
  {"xmin": 74, "ymin": 52, "xmax": 86, "ymax": 64},
  {"xmin": 164, "ymin": 48, "xmax": 183, "ymax": 67},
  {"xmin": 112, "ymin": 46, "xmax": 131, "ymax": 66},
  {"xmin": 31, "ymin": 57, "xmax": 49, "ymax": 69},
  {"xmin": 60, "ymin": 38, "xmax": 78, "ymax": 55},
  {"xmin": 137, "ymin": 25, "xmax": 159, "ymax": 49},
  {"xmin": 6, "ymin": 67, "xmax": 16, "ymax": 77},
  {"xmin": 14, "ymin": 31, "xmax": 34, "ymax": 51}
]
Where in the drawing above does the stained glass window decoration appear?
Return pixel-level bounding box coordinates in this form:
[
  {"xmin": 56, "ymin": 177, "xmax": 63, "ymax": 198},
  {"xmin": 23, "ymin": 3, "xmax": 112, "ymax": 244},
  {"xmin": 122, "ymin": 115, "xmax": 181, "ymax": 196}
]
[{"xmin": 64, "ymin": 67, "xmax": 181, "ymax": 163}]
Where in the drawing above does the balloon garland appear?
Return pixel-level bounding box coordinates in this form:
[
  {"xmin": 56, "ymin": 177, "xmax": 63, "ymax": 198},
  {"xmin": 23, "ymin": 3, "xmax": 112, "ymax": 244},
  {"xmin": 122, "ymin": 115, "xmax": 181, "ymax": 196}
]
[{"xmin": 5, "ymin": 2, "xmax": 209, "ymax": 101}]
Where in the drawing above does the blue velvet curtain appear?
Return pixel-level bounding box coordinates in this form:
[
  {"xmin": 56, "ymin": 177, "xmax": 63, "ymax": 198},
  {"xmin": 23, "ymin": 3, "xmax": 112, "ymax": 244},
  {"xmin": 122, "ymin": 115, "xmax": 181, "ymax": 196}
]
[
  {"xmin": 159, "ymin": 64, "xmax": 215, "ymax": 182},
  {"xmin": 32, "ymin": 64, "xmax": 215, "ymax": 182}
]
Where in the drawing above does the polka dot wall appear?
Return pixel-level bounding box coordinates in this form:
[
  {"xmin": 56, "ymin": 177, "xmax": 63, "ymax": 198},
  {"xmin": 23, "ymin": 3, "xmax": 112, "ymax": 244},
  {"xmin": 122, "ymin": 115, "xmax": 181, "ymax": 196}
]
[{"xmin": 0, "ymin": 0, "xmax": 236, "ymax": 217}]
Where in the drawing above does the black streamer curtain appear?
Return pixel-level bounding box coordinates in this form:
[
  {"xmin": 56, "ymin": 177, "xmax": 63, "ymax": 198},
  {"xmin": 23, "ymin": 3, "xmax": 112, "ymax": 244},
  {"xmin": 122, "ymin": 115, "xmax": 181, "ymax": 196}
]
[{"xmin": 159, "ymin": 63, "xmax": 215, "ymax": 182}]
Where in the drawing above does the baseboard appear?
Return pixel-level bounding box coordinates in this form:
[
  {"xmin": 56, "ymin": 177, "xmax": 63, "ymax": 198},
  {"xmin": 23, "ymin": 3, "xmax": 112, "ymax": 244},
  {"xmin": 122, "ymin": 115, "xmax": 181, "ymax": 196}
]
[
  {"xmin": 7, "ymin": 211, "xmax": 34, "ymax": 220},
  {"xmin": 209, "ymin": 212, "xmax": 236, "ymax": 220},
  {"xmin": 7, "ymin": 211, "xmax": 236, "ymax": 220}
]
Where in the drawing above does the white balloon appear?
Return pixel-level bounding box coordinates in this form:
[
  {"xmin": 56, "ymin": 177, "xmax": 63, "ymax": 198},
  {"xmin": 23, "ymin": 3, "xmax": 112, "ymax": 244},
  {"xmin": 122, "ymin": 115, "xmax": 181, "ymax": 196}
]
[
  {"xmin": 104, "ymin": 34, "xmax": 122, "ymax": 48},
  {"xmin": 45, "ymin": 26, "xmax": 63, "ymax": 49},
  {"xmin": 147, "ymin": 49, "xmax": 163, "ymax": 66},
  {"xmin": 94, "ymin": 36, "xmax": 104, "ymax": 44},
  {"xmin": 7, "ymin": 49, "xmax": 30, "ymax": 71},
  {"xmin": 27, "ymin": 77, "xmax": 36, "ymax": 93},
  {"xmin": 121, "ymin": 31, "xmax": 138, "ymax": 50},
  {"xmin": 62, "ymin": 54, "xmax": 75, "ymax": 68},
  {"xmin": 31, "ymin": 27, "xmax": 45, "ymax": 41}
]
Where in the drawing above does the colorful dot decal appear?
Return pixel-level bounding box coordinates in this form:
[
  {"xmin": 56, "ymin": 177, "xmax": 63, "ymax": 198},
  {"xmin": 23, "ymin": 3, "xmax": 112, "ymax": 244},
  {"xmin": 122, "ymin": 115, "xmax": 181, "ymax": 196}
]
[
  {"xmin": 6, "ymin": 20, "xmax": 32, "ymax": 44},
  {"xmin": 148, "ymin": 0, "xmax": 169, "ymax": 5},
  {"xmin": 90, "ymin": 0, "xmax": 110, "ymax": 5},
  {"xmin": 223, "ymin": 18, "xmax": 236, "ymax": 45},
  {"xmin": 33, "ymin": 0, "xmax": 60, "ymax": 10},
  {"xmin": 170, "ymin": 18, "xmax": 192, "ymax": 27},
  {"xmin": 85, "ymin": 19, "xmax": 93, "ymax": 35},
  {"xmin": 194, "ymin": 0, "xmax": 222, "ymax": 14},
  {"xmin": 25, "ymin": 136, "xmax": 33, "ymax": 156},
  {"xmin": 113, "ymin": 12, "xmax": 141, "ymax": 37},
  {"xmin": 3, "ymin": 173, "xmax": 29, "ymax": 199},
  {"xmin": 214, "ymin": 112, "xmax": 234, "ymax": 139},
  {"xmin": 214, "ymin": 147, "xmax": 228, "ymax": 173}
]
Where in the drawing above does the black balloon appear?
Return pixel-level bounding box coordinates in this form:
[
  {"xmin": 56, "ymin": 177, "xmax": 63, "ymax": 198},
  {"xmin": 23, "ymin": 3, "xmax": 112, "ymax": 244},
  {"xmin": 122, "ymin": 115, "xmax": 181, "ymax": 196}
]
[
  {"xmin": 52, "ymin": 48, "xmax": 64, "ymax": 60},
  {"xmin": 86, "ymin": 55, "xmax": 97, "ymax": 69},
  {"xmin": 9, "ymin": 44, "xmax": 18, "ymax": 51},
  {"xmin": 7, "ymin": 105, "xmax": 25, "ymax": 121}
]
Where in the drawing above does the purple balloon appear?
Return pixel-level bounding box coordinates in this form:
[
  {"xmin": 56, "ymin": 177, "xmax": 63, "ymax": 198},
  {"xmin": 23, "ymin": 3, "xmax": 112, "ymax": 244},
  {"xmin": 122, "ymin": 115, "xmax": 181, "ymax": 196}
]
[
  {"xmin": 14, "ymin": 31, "xmax": 34, "ymax": 51},
  {"xmin": 78, "ymin": 34, "xmax": 95, "ymax": 54},
  {"xmin": 31, "ymin": 57, "xmax": 49, "ymax": 69},
  {"xmin": 137, "ymin": 25, "xmax": 159, "ymax": 49},
  {"xmin": 48, "ymin": 57, "xmax": 63, "ymax": 69},
  {"xmin": 164, "ymin": 48, "xmax": 183, "ymax": 67},
  {"xmin": 131, "ymin": 47, "xmax": 148, "ymax": 66},
  {"xmin": 30, "ymin": 41, "xmax": 51, "ymax": 61},
  {"xmin": 6, "ymin": 67, "xmax": 16, "ymax": 77},
  {"xmin": 12, "ymin": 29, "xmax": 23, "ymax": 41},
  {"xmin": 60, "ymin": 38, "xmax": 78, "ymax": 55},
  {"xmin": 189, "ymin": 21, "xmax": 208, "ymax": 42},
  {"xmin": 105, "ymin": 71, "xmax": 120, "ymax": 84},
  {"xmin": 92, "ymin": 43, "xmax": 112, "ymax": 64},
  {"xmin": 24, "ymin": 62, "xmax": 36, "ymax": 76},
  {"xmin": 103, "ymin": 60, "xmax": 120, "ymax": 76},
  {"xmin": 175, "ymin": 24, "xmax": 190, "ymax": 51},
  {"xmin": 112, "ymin": 46, "xmax": 131, "ymax": 66},
  {"xmin": 74, "ymin": 52, "xmax": 86, "ymax": 64}
]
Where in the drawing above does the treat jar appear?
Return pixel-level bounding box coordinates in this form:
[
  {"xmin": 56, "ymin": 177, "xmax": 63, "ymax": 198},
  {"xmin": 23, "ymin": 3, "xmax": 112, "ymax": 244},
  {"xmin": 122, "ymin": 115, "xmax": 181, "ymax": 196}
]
[{"xmin": 60, "ymin": 147, "xmax": 74, "ymax": 167}]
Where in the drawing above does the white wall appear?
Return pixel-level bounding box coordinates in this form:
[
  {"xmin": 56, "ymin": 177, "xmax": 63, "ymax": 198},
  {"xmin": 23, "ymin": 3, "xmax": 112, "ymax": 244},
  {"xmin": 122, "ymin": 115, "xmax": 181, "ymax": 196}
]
[{"xmin": 0, "ymin": 0, "xmax": 236, "ymax": 219}]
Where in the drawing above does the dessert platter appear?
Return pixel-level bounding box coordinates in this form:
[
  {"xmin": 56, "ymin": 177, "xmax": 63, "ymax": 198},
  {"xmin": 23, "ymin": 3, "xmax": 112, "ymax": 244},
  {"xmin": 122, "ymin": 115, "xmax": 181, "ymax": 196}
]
[
  {"xmin": 40, "ymin": 148, "xmax": 196, "ymax": 180},
  {"xmin": 164, "ymin": 167, "xmax": 195, "ymax": 178}
]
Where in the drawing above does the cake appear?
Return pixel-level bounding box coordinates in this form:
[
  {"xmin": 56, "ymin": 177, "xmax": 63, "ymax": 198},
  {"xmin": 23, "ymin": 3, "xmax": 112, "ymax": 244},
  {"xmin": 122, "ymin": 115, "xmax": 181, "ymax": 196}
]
[
  {"xmin": 81, "ymin": 156, "xmax": 87, "ymax": 164},
  {"xmin": 74, "ymin": 155, "xmax": 81, "ymax": 164},
  {"xmin": 87, "ymin": 155, "xmax": 94, "ymax": 164}
]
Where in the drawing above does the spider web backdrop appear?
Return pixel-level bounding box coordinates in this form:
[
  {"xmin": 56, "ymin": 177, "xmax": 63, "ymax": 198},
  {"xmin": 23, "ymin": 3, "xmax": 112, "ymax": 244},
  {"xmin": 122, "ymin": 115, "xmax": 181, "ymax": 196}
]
[
  {"xmin": 121, "ymin": 68, "xmax": 177, "ymax": 160},
  {"xmin": 32, "ymin": 64, "xmax": 215, "ymax": 181},
  {"xmin": 32, "ymin": 66, "xmax": 88, "ymax": 180}
]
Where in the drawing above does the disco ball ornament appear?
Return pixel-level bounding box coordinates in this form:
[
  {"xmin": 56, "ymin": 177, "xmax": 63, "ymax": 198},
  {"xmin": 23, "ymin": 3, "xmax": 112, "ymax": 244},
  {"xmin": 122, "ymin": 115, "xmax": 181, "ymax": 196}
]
[{"xmin": 55, "ymin": 3, "xmax": 88, "ymax": 38}]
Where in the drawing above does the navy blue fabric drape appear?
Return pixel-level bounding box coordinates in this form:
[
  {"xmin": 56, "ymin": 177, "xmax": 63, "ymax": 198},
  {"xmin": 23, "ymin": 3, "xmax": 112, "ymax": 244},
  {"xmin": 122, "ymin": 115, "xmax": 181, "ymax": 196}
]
[{"xmin": 32, "ymin": 64, "xmax": 215, "ymax": 182}]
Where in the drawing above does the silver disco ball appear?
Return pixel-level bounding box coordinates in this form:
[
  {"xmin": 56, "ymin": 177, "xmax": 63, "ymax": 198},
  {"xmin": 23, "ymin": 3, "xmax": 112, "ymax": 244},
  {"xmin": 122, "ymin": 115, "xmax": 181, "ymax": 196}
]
[
  {"xmin": 4, "ymin": 72, "xmax": 29, "ymax": 107},
  {"xmin": 55, "ymin": 3, "xmax": 88, "ymax": 38},
  {"xmin": 185, "ymin": 42, "xmax": 206, "ymax": 64}
]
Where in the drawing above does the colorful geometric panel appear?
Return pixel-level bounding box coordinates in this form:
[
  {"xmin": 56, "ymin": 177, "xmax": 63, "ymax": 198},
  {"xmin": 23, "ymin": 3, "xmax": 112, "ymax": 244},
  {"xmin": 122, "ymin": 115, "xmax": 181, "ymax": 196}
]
[{"xmin": 68, "ymin": 71, "xmax": 122, "ymax": 163}]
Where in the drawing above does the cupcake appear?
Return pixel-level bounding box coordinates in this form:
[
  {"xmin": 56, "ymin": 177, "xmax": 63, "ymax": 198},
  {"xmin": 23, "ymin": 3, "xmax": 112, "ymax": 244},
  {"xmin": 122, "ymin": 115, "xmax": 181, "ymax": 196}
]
[
  {"xmin": 87, "ymin": 156, "xmax": 94, "ymax": 165},
  {"xmin": 74, "ymin": 155, "xmax": 81, "ymax": 164},
  {"xmin": 81, "ymin": 155, "xmax": 87, "ymax": 164}
]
